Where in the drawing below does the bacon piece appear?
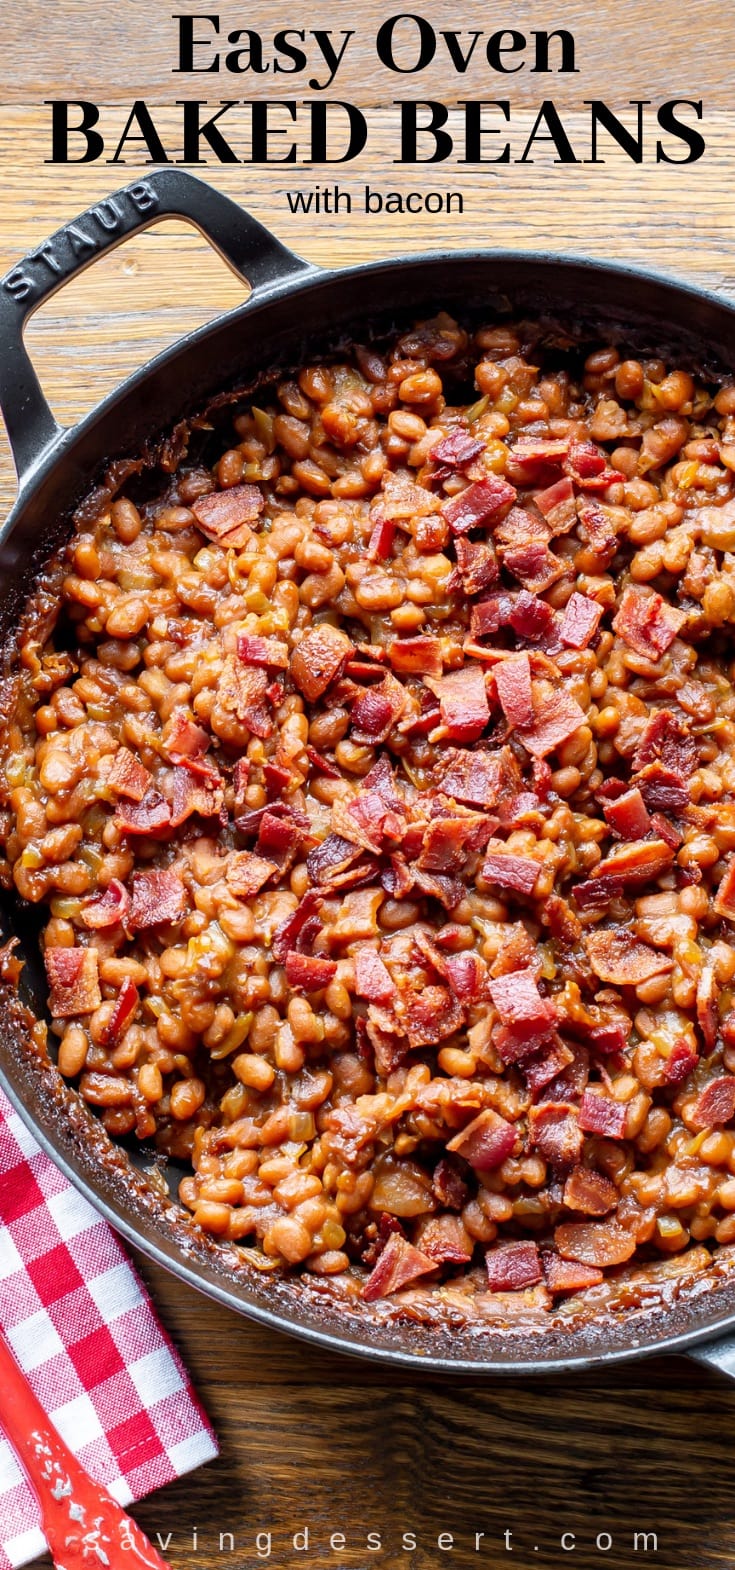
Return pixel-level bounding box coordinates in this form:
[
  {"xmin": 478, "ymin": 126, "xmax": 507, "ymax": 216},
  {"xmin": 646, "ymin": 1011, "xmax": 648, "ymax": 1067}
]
[
  {"xmin": 406, "ymin": 987, "xmax": 465, "ymax": 1049},
  {"xmin": 306, "ymin": 746, "xmax": 340, "ymax": 779},
  {"xmin": 80, "ymin": 879, "xmax": 131, "ymax": 931},
  {"xmin": 664, "ymin": 1039, "xmax": 699, "ymax": 1086},
  {"xmin": 528, "ymin": 1102, "xmax": 583, "ymax": 1169},
  {"xmin": 101, "ymin": 977, "xmax": 139, "ymax": 1047},
  {"xmin": 106, "ymin": 747, "xmax": 152, "ymax": 802},
  {"xmin": 226, "ymin": 851, "xmax": 278, "ymax": 898},
  {"xmin": 485, "ymin": 1241, "xmax": 542, "ymax": 1292},
  {"xmin": 330, "ymin": 888, "xmax": 385, "ymax": 944},
  {"xmin": 585, "ymin": 930, "xmax": 673, "ymax": 986},
  {"xmin": 447, "ymin": 1108, "xmax": 517, "ymax": 1170},
  {"xmin": 542, "ymin": 1046, "xmax": 590, "ymax": 1104},
  {"xmin": 130, "ymin": 870, "xmax": 189, "ymax": 930},
  {"xmin": 489, "ymin": 969, "xmax": 555, "ymax": 1031},
  {"xmin": 389, "ymin": 637, "xmax": 443, "ymax": 678},
  {"xmin": 331, "ymin": 792, "xmax": 401, "ymax": 856},
  {"xmin": 425, "ymin": 665, "xmax": 489, "ymax": 742},
  {"xmin": 633, "ymin": 709, "xmax": 697, "ymax": 776},
  {"xmin": 563, "ymin": 1167, "xmax": 618, "ymax": 1217},
  {"xmin": 362, "ymin": 1233, "xmax": 436, "ymax": 1301},
  {"xmin": 524, "ymin": 1039, "xmax": 575, "ymax": 1097},
  {"xmin": 290, "ymin": 625, "xmax": 353, "ymax": 702},
  {"xmin": 510, "ymin": 590, "xmax": 561, "ymax": 650},
  {"xmin": 520, "ymin": 684, "xmax": 586, "ymax": 759},
  {"xmin": 542, "ymin": 1253, "xmax": 604, "ymax": 1293},
  {"xmin": 217, "ymin": 658, "xmax": 272, "ymax": 739},
  {"xmin": 714, "ymin": 860, "xmax": 735, "ymax": 921},
  {"xmin": 163, "ymin": 709, "xmax": 210, "ymax": 760},
  {"xmin": 470, "ymin": 593, "xmax": 512, "ymax": 639},
  {"xmin": 503, "ymin": 538, "xmax": 566, "ymax": 593},
  {"xmin": 354, "ymin": 947, "xmax": 394, "ymax": 1005},
  {"xmin": 573, "ymin": 877, "xmax": 624, "ymax": 912},
  {"xmin": 236, "ymin": 634, "xmax": 289, "ymax": 668},
  {"xmin": 577, "ymin": 501, "xmax": 618, "ymax": 562},
  {"xmin": 586, "ymin": 1020, "xmax": 631, "ymax": 1056},
  {"xmin": 559, "ymin": 592, "xmax": 603, "ymax": 650},
  {"xmin": 439, "ymin": 748, "xmax": 503, "ymax": 808},
  {"xmin": 445, "ymin": 952, "xmax": 485, "ymax": 1003},
  {"xmin": 510, "ymin": 437, "xmax": 570, "ymax": 469},
  {"xmin": 114, "ymin": 789, "xmax": 171, "ymax": 836},
  {"xmin": 271, "ymin": 891, "xmax": 323, "ymax": 963},
  {"xmin": 351, "ymin": 673, "xmax": 406, "ymax": 743},
  {"xmin": 594, "ymin": 838, "xmax": 674, "ymax": 885},
  {"xmin": 367, "ymin": 515, "xmax": 395, "ymax": 561},
  {"xmin": 578, "ymin": 1090, "xmax": 628, "ymax": 1139},
  {"xmin": 534, "ymin": 476, "xmax": 576, "ymax": 533},
  {"xmin": 192, "ymin": 483, "xmax": 264, "ymax": 547},
  {"xmin": 256, "ymin": 810, "xmax": 301, "ymax": 869},
  {"xmin": 442, "ymin": 475, "xmax": 517, "ymax": 535},
  {"xmin": 602, "ymin": 788, "xmax": 651, "ymax": 841},
  {"xmin": 307, "ymin": 833, "xmax": 361, "ymax": 886},
  {"xmin": 170, "ymin": 765, "xmax": 224, "ymax": 829},
  {"xmin": 44, "ymin": 946, "xmax": 101, "ymax": 1018},
  {"xmin": 650, "ymin": 812, "xmax": 682, "ymax": 851},
  {"xmin": 689, "ymin": 1076, "xmax": 735, "ymax": 1130},
  {"xmin": 418, "ymin": 813, "xmax": 491, "ymax": 874},
  {"xmin": 432, "ymin": 1157, "xmax": 469, "ymax": 1211},
  {"xmin": 494, "ymin": 651, "xmax": 533, "ymax": 729},
  {"xmin": 482, "ymin": 852, "xmax": 539, "ymax": 897},
  {"xmin": 414, "ymin": 1214, "xmax": 474, "ymax": 1266},
  {"xmin": 565, "ymin": 441, "xmax": 623, "ymax": 490},
  {"xmin": 554, "ymin": 1220, "xmax": 636, "ymax": 1269},
  {"xmin": 284, "ymin": 951, "xmax": 337, "ymax": 991},
  {"xmin": 431, "ymin": 429, "xmax": 484, "ymax": 472},
  {"xmin": 454, "ymin": 537, "xmax": 499, "ymax": 595},
  {"xmin": 613, "ymin": 586, "xmax": 686, "ymax": 659}
]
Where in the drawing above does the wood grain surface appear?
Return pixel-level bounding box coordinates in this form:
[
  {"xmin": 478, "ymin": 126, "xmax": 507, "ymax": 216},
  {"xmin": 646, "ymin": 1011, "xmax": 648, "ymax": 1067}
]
[{"xmin": 3, "ymin": 3, "xmax": 735, "ymax": 1566}]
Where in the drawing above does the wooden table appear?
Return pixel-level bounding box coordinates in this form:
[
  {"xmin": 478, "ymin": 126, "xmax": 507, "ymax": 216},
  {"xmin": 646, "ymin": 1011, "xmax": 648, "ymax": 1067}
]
[{"xmin": 3, "ymin": 2, "xmax": 735, "ymax": 1564}]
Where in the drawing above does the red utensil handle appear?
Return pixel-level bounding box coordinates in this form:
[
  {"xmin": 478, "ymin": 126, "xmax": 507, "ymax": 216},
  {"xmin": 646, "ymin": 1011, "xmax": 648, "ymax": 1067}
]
[{"xmin": 0, "ymin": 1327, "xmax": 171, "ymax": 1570}]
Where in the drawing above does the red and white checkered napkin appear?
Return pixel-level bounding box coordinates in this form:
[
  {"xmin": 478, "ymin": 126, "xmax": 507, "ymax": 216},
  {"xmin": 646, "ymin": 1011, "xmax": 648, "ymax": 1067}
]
[{"xmin": 0, "ymin": 1086, "xmax": 219, "ymax": 1569}]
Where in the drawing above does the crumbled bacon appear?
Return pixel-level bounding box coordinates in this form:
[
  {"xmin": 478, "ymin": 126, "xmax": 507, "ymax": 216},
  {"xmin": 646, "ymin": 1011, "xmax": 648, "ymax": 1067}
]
[
  {"xmin": 565, "ymin": 441, "xmax": 623, "ymax": 490},
  {"xmin": 431, "ymin": 429, "xmax": 484, "ymax": 472},
  {"xmin": 406, "ymin": 987, "xmax": 465, "ymax": 1049},
  {"xmin": 503, "ymin": 537, "xmax": 566, "ymax": 594},
  {"xmin": 633, "ymin": 708, "xmax": 697, "ymax": 777},
  {"xmin": 577, "ymin": 501, "xmax": 618, "ymax": 561},
  {"xmin": 367, "ymin": 515, "xmax": 395, "ymax": 561},
  {"xmin": 534, "ymin": 477, "xmax": 576, "ymax": 533},
  {"xmin": 447, "ymin": 1109, "xmax": 517, "ymax": 1170},
  {"xmin": 585, "ymin": 930, "xmax": 673, "ymax": 985},
  {"xmin": 418, "ymin": 813, "xmax": 490, "ymax": 874},
  {"xmin": 106, "ymin": 748, "xmax": 152, "ymax": 802},
  {"xmin": 415, "ymin": 1214, "xmax": 473, "ymax": 1265},
  {"xmin": 578, "ymin": 1090, "xmax": 628, "ymax": 1139},
  {"xmin": 272, "ymin": 891, "xmax": 323, "ymax": 962},
  {"xmin": 439, "ymin": 748, "xmax": 503, "ymax": 808},
  {"xmin": 563, "ymin": 1167, "xmax": 618, "ymax": 1217},
  {"xmin": 442, "ymin": 475, "xmax": 517, "ymax": 535},
  {"xmin": 602, "ymin": 788, "xmax": 651, "ymax": 841},
  {"xmin": 425, "ymin": 665, "xmax": 489, "ymax": 742},
  {"xmin": 520, "ymin": 683, "xmax": 586, "ymax": 759},
  {"xmin": 389, "ymin": 637, "xmax": 443, "ymax": 678},
  {"xmin": 510, "ymin": 437, "xmax": 570, "ymax": 468},
  {"xmin": 129, "ymin": 870, "xmax": 189, "ymax": 930},
  {"xmin": 256, "ymin": 810, "xmax": 302, "ymax": 870},
  {"xmin": 454, "ymin": 537, "xmax": 499, "ymax": 595},
  {"xmin": 714, "ymin": 859, "xmax": 735, "ymax": 920},
  {"xmin": 689, "ymin": 1076, "xmax": 735, "ymax": 1130},
  {"xmin": 114, "ymin": 790, "xmax": 171, "ymax": 836},
  {"xmin": 482, "ymin": 852, "xmax": 540, "ymax": 897},
  {"xmin": 523, "ymin": 1039, "xmax": 575, "ymax": 1097},
  {"xmin": 542, "ymin": 1253, "xmax": 604, "ymax": 1293},
  {"xmin": 80, "ymin": 879, "xmax": 131, "ymax": 930},
  {"xmin": 170, "ymin": 765, "xmax": 224, "ymax": 828},
  {"xmin": 101, "ymin": 977, "xmax": 139, "ymax": 1046},
  {"xmin": 554, "ymin": 1220, "xmax": 636, "ymax": 1269},
  {"xmin": 594, "ymin": 838, "xmax": 674, "ymax": 885},
  {"xmin": 236, "ymin": 634, "xmax": 289, "ymax": 668},
  {"xmin": 163, "ymin": 709, "xmax": 210, "ymax": 760},
  {"xmin": 664, "ymin": 1039, "xmax": 699, "ymax": 1085},
  {"xmin": 284, "ymin": 951, "xmax": 337, "ymax": 991},
  {"xmin": 444, "ymin": 952, "xmax": 484, "ymax": 1002},
  {"xmin": 226, "ymin": 851, "xmax": 278, "ymax": 898},
  {"xmin": 432, "ymin": 1157, "xmax": 469, "ymax": 1211},
  {"xmin": 558, "ymin": 592, "xmax": 603, "ymax": 650},
  {"xmin": 362, "ymin": 1233, "xmax": 436, "ymax": 1300},
  {"xmin": 613, "ymin": 586, "xmax": 686, "ymax": 659},
  {"xmin": 191, "ymin": 483, "xmax": 264, "ymax": 547},
  {"xmin": 290, "ymin": 625, "xmax": 353, "ymax": 701},
  {"xmin": 307, "ymin": 833, "xmax": 361, "ymax": 886},
  {"xmin": 528, "ymin": 1102, "xmax": 583, "ymax": 1170},
  {"xmin": 44, "ymin": 946, "xmax": 101, "ymax": 1018},
  {"xmin": 494, "ymin": 652, "xmax": 533, "ymax": 728},
  {"xmin": 354, "ymin": 947, "xmax": 394, "ymax": 1004},
  {"xmin": 351, "ymin": 673, "xmax": 406, "ymax": 743},
  {"xmin": 485, "ymin": 1240, "xmax": 542, "ymax": 1292}
]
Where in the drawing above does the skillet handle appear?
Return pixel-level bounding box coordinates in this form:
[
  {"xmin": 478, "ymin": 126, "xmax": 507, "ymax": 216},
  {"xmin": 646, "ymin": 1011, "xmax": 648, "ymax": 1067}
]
[
  {"xmin": 687, "ymin": 1334, "xmax": 735, "ymax": 1381},
  {"xmin": 0, "ymin": 168, "xmax": 312, "ymax": 487}
]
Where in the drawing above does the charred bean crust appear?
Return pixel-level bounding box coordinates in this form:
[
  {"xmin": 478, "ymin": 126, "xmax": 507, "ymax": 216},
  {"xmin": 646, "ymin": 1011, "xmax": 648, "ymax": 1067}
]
[{"xmin": 5, "ymin": 313, "xmax": 735, "ymax": 1316}]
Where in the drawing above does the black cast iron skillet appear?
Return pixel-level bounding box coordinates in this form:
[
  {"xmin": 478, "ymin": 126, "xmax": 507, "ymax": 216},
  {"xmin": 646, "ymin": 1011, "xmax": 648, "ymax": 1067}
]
[{"xmin": 2, "ymin": 166, "xmax": 735, "ymax": 1378}]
